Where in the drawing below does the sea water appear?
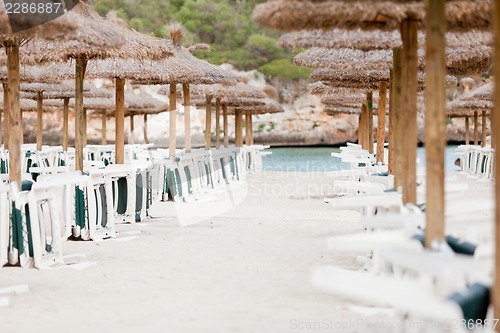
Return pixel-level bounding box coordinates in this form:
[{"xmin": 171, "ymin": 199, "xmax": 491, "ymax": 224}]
[{"xmin": 262, "ymin": 146, "xmax": 460, "ymax": 172}]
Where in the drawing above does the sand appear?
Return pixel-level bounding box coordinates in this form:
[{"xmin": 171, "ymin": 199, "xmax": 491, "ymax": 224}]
[{"xmin": 1, "ymin": 171, "xmax": 489, "ymax": 333}]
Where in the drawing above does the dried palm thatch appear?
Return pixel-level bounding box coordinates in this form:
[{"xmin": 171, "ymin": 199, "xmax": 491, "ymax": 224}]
[
  {"xmin": 278, "ymin": 29, "xmax": 492, "ymax": 51},
  {"xmin": 189, "ymin": 83, "xmax": 266, "ymax": 100},
  {"xmin": 308, "ymin": 82, "xmax": 366, "ymax": 96},
  {"xmin": 227, "ymin": 99, "xmax": 285, "ymax": 115},
  {"xmin": 295, "ymin": 46, "xmax": 492, "ymax": 75},
  {"xmin": 20, "ymin": 81, "xmax": 90, "ymax": 93},
  {"xmin": 446, "ymin": 99, "xmax": 492, "ymax": 117},
  {"xmin": 324, "ymin": 106, "xmax": 361, "ymax": 116},
  {"xmin": 0, "ymin": 63, "xmax": 66, "ymax": 83},
  {"xmin": 312, "ymin": 68, "xmax": 459, "ymax": 90},
  {"xmin": 0, "ymin": 95, "xmax": 60, "ymax": 112},
  {"xmin": 21, "ymin": 83, "xmax": 112, "ymax": 100},
  {"xmin": 20, "ymin": 2, "xmax": 173, "ymax": 64},
  {"xmin": 253, "ymin": 0, "xmax": 490, "ymax": 32}
]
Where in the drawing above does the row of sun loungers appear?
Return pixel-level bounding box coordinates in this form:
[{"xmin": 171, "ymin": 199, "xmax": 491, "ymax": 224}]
[
  {"xmin": 316, "ymin": 144, "xmax": 495, "ymax": 332},
  {"xmin": 0, "ymin": 143, "xmax": 269, "ymax": 270}
]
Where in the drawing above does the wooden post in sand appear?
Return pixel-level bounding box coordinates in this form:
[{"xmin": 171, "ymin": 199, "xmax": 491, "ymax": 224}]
[
  {"xmin": 143, "ymin": 115, "xmax": 149, "ymax": 144},
  {"xmin": 169, "ymin": 82, "xmax": 177, "ymax": 157},
  {"xmin": 424, "ymin": 0, "xmax": 446, "ymax": 248},
  {"xmin": 63, "ymin": 97, "xmax": 69, "ymax": 151},
  {"xmin": 388, "ymin": 71, "xmax": 394, "ymax": 174},
  {"xmin": 392, "ymin": 49, "xmax": 402, "ymax": 185},
  {"xmin": 36, "ymin": 91, "xmax": 43, "ymax": 151},
  {"xmin": 83, "ymin": 108, "xmax": 87, "ymax": 147},
  {"xmin": 2, "ymin": 83, "xmax": 9, "ymax": 150},
  {"xmin": 205, "ymin": 95, "xmax": 212, "ymax": 150},
  {"xmin": 474, "ymin": 111, "xmax": 479, "ymax": 145},
  {"xmin": 223, "ymin": 105, "xmax": 229, "ymax": 148},
  {"xmin": 249, "ymin": 112, "xmax": 254, "ymax": 145},
  {"xmin": 235, "ymin": 110, "xmax": 243, "ymax": 147},
  {"xmin": 482, "ymin": 111, "xmax": 487, "ymax": 147},
  {"xmin": 129, "ymin": 115, "xmax": 135, "ymax": 144},
  {"xmin": 215, "ymin": 98, "xmax": 221, "ymax": 149},
  {"xmin": 359, "ymin": 105, "xmax": 367, "ymax": 149},
  {"xmin": 366, "ymin": 91, "xmax": 374, "ymax": 154},
  {"xmin": 376, "ymin": 81, "xmax": 387, "ymax": 164},
  {"xmin": 6, "ymin": 39, "xmax": 21, "ymax": 183},
  {"xmin": 183, "ymin": 83, "xmax": 191, "ymax": 153},
  {"xmin": 492, "ymin": 0, "xmax": 500, "ymax": 321},
  {"xmin": 75, "ymin": 55, "xmax": 87, "ymax": 171},
  {"xmin": 465, "ymin": 116, "xmax": 470, "ymax": 145},
  {"xmin": 245, "ymin": 111, "xmax": 251, "ymax": 145},
  {"xmin": 101, "ymin": 114, "xmax": 107, "ymax": 145},
  {"xmin": 115, "ymin": 78, "xmax": 125, "ymax": 164},
  {"xmin": 400, "ymin": 19, "xmax": 418, "ymax": 205}
]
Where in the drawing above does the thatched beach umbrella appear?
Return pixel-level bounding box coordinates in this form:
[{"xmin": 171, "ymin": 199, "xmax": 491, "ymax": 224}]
[
  {"xmin": 22, "ymin": 2, "xmax": 172, "ymax": 169},
  {"xmin": 189, "ymin": 83, "xmax": 266, "ymax": 149},
  {"xmin": 278, "ymin": 29, "xmax": 493, "ymax": 51},
  {"xmin": 0, "ymin": 3, "xmax": 81, "ymax": 183},
  {"xmin": 253, "ymin": 0, "xmax": 493, "ymax": 254}
]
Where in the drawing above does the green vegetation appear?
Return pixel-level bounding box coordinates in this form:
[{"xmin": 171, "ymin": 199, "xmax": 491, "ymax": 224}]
[{"xmin": 90, "ymin": 0, "xmax": 308, "ymax": 80}]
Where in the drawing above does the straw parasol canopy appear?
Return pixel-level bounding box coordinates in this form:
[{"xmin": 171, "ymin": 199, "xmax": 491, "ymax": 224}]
[
  {"xmin": 294, "ymin": 46, "xmax": 492, "ymax": 76},
  {"xmin": 227, "ymin": 99, "xmax": 285, "ymax": 115},
  {"xmin": 446, "ymin": 99, "xmax": 492, "ymax": 117},
  {"xmin": 253, "ymin": 0, "xmax": 491, "ymax": 32},
  {"xmin": 308, "ymin": 82, "xmax": 365, "ymax": 96},
  {"xmin": 189, "ymin": 82, "xmax": 266, "ymax": 100},
  {"xmin": 20, "ymin": 5, "xmax": 172, "ymax": 64},
  {"xmin": 278, "ymin": 29, "xmax": 492, "ymax": 51},
  {"xmin": 311, "ymin": 68, "xmax": 459, "ymax": 90}
]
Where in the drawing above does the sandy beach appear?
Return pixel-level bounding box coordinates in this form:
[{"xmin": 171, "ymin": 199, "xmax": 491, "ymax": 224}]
[{"xmin": 0, "ymin": 171, "xmax": 401, "ymax": 333}]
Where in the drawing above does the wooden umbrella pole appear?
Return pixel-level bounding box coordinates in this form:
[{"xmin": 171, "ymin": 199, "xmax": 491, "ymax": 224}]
[
  {"xmin": 392, "ymin": 48, "xmax": 402, "ymax": 186},
  {"xmin": 36, "ymin": 91, "xmax": 43, "ymax": 151},
  {"xmin": 492, "ymin": 0, "xmax": 500, "ymax": 320},
  {"xmin": 474, "ymin": 111, "xmax": 479, "ymax": 145},
  {"xmin": 143, "ymin": 114, "xmax": 149, "ymax": 144},
  {"xmin": 6, "ymin": 39, "xmax": 21, "ymax": 183},
  {"xmin": 388, "ymin": 71, "xmax": 394, "ymax": 174},
  {"xmin": 482, "ymin": 110, "xmax": 487, "ymax": 147},
  {"xmin": 2, "ymin": 83, "xmax": 9, "ymax": 150},
  {"xmin": 400, "ymin": 19, "xmax": 418, "ymax": 205},
  {"xmin": 362, "ymin": 105, "xmax": 368, "ymax": 149},
  {"xmin": 465, "ymin": 116, "xmax": 470, "ymax": 145},
  {"xmin": 115, "ymin": 77, "xmax": 125, "ymax": 164},
  {"xmin": 366, "ymin": 91, "xmax": 374, "ymax": 154},
  {"xmin": 358, "ymin": 113, "xmax": 363, "ymax": 146},
  {"xmin": 424, "ymin": 0, "xmax": 446, "ymax": 248},
  {"xmin": 235, "ymin": 110, "xmax": 243, "ymax": 147},
  {"xmin": 223, "ymin": 105, "xmax": 229, "ymax": 148},
  {"xmin": 215, "ymin": 97, "xmax": 221, "ymax": 149},
  {"xmin": 75, "ymin": 55, "xmax": 87, "ymax": 171},
  {"xmin": 492, "ymin": 115, "xmax": 496, "ymax": 149},
  {"xmin": 169, "ymin": 82, "xmax": 177, "ymax": 157},
  {"xmin": 183, "ymin": 83, "xmax": 191, "ymax": 153},
  {"xmin": 129, "ymin": 115, "xmax": 135, "ymax": 144},
  {"xmin": 376, "ymin": 81, "xmax": 387, "ymax": 164},
  {"xmin": 101, "ymin": 114, "xmax": 107, "ymax": 145},
  {"xmin": 205, "ymin": 95, "xmax": 213, "ymax": 150},
  {"xmin": 249, "ymin": 113, "xmax": 254, "ymax": 145},
  {"xmin": 83, "ymin": 107, "xmax": 87, "ymax": 147},
  {"xmin": 0, "ymin": 98, "xmax": 2, "ymax": 146},
  {"xmin": 63, "ymin": 97, "xmax": 69, "ymax": 151},
  {"xmin": 245, "ymin": 111, "xmax": 251, "ymax": 145}
]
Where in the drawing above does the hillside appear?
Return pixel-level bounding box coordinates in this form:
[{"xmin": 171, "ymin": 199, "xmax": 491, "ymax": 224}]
[{"xmin": 90, "ymin": 0, "xmax": 311, "ymax": 80}]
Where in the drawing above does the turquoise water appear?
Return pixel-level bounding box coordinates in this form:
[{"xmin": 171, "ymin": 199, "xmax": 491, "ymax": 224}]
[{"xmin": 262, "ymin": 146, "xmax": 460, "ymax": 172}]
